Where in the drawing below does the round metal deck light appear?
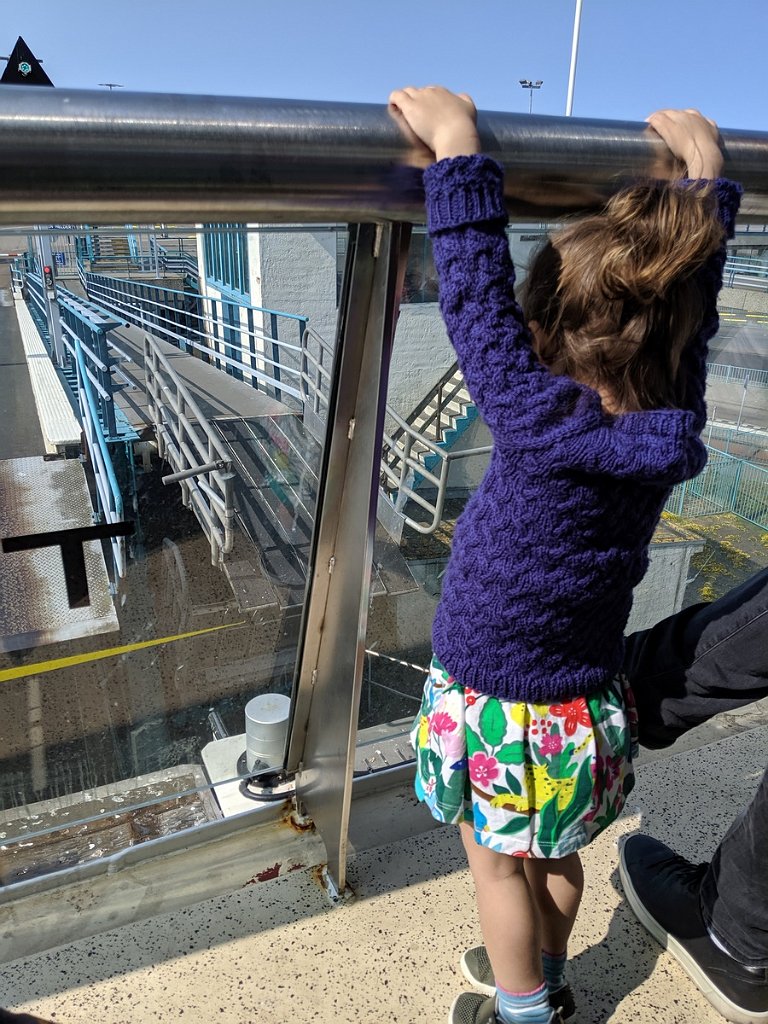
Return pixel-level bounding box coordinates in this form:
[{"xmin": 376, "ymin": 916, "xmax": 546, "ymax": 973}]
[{"xmin": 244, "ymin": 692, "xmax": 291, "ymax": 772}]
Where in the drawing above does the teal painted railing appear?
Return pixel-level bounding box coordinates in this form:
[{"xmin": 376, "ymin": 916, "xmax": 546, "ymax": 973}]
[{"xmin": 667, "ymin": 446, "xmax": 768, "ymax": 530}]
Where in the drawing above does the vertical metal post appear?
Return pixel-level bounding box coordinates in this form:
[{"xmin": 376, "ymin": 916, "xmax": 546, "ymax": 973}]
[
  {"xmin": 270, "ymin": 311, "xmax": 281, "ymax": 401},
  {"xmin": 247, "ymin": 306, "xmax": 256, "ymax": 388},
  {"xmin": 728, "ymin": 457, "xmax": 743, "ymax": 514},
  {"xmin": 289, "ymin": 221, "xmax": 411, "ymax": 895},
  {"xmin": 38, "ymin": 233, "xmax": 66, "ymax": 365},
  {"xmin": 211, "ymin": 298, "xmax": 220, "ymax": 370},
  {"xmin": 737, "ymin": 375, "xmax": 749, "ymax": 432},
  {"xmin": 96, "ymin": 326, "xmax": 117, "ymax": 439},
  {"xmin": 565, "ymin": 0, "xmax": 584, "ymax": 116}
]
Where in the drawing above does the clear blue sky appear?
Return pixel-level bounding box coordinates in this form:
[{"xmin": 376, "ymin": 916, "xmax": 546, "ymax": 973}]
[{"xmin": 6, "ymin": 0, "xmax": 768, "ymax": 130}]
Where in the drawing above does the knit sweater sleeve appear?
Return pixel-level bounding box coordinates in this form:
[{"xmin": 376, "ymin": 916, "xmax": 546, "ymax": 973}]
[
  {"xmin": 424, "ymin": 154, "xmax": 588, "ymax": 446},
  {"xmin": 677, "ymin": 178, "xmax": 743, "ymax": 432}
]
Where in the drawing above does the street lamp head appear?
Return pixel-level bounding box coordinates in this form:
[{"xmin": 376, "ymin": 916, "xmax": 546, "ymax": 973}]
[{"xmin": 519, "ymin": 78, "xmax": 543, "ymax": 114}]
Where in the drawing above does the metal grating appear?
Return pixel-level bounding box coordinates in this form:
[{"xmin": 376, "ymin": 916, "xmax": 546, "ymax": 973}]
[{"xmin": 0, "ymin": 456, "xmax": 118, "ymax": 652}]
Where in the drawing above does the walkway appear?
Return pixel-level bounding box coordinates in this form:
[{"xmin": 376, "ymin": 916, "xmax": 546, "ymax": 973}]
[
  {"xmin": 107, "ymin": 320, "xmax": 290, "ymax": 439},
  {"xmin": 0, "ymin": 263, "xmax": 45, "ymax": 459},
  {"xmin": 2, "ymin": 708, "xmax": 766, "ymax": 1024}
]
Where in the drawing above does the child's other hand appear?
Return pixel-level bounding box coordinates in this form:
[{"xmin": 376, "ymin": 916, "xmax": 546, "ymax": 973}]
[
  {"xmin": 645, "ymin": 109, "xmax": 724, "ymax": 180},
  {"xmin": 389, "ymin": 86, "xmax": 480, "ymax": 163}
]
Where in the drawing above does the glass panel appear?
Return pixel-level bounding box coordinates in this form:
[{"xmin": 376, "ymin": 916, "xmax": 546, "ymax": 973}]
[
  {"xmin": 358, "ymin": 226, "xmax": 768, "ymax": 768},
  {"xmin": 355, "ymin": 225, "xmax": 493, "ymax": 772},
  {"xmin": 0, "ymin": 222, "xmax": 346, "ymax": 883}
]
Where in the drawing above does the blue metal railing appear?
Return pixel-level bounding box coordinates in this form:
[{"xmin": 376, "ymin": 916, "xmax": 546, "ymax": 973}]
[
  {"xmin": 152, "ymin": 238, "xmax": 199, "ymax": 277},
  {"xmin": 82, "ymin": 271, "xmax": 309, "ymax": 405},
  {"xmin": 667, "ymin": 446, "xmax": 768, "ymax": 530},
  {"xmin": 73, "ymin": 338, "xmax": 127, "ymax": 577},
  {"xmin": 724, "ymin": 254, "xmax": 768, "ymax": 288},
  {"xmin": 23, "ymin": 271, "xmax": 54, "ymax": 348},
  {"xmin": 56, "ymin": 287, "xmax": 124, "ymax": 439},
  {"xmin": 17, "ymin": 268, "xmax": 131, "ymax": 579}
]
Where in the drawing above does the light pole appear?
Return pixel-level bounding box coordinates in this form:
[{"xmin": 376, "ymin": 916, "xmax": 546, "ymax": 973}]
[
  {"xmin": 565, "ymin": 0, "xmax": 584, "ymax": 115},
  {"xmin": 99, "ymin": 82, "xmax": 123, "ymax": 90},
  {"xmin": 519, "ymin": 79, "xmax": 543, "ymax": 114}
]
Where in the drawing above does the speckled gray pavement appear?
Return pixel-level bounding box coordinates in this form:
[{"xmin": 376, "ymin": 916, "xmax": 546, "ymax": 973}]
[{"xmin": 2, "ymin": 722, "xmax": 766, "ymax": 1024}]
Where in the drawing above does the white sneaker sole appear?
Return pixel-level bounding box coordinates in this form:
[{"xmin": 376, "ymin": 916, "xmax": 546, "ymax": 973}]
[{"xmin": 619, "ymin": 851, "xmax": 768, "ymax": 1024}]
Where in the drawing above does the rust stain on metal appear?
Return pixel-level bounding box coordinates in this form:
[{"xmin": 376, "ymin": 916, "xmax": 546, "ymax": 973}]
[
  {"xmin": 281, "ymin": 805, "xmax": 315, "ymax": 833},
  {"xmin": 287, "ymin": 862, "xmax": 305, "ymax": 872},
  {"xmin": 243, "ymin": 862, "xmax": 281, "ymax": 885},
  {"xmin": 311, "ymin": 864, "xmax": 328, "ymax": 887}
]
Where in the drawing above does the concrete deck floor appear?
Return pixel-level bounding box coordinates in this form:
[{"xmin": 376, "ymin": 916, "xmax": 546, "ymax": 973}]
[{"xmin": 2, "ymin": 714, "xmax": 766, "ymax": 1024}]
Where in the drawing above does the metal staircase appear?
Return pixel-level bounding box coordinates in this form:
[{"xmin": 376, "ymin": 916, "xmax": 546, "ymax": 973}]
[{"xmin": 380, "ymin": 363, "xmax": 490, "ymax": 535}]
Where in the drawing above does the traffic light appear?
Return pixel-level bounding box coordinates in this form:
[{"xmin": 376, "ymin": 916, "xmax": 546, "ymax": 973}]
[{"xmin": 43, "ymin": 264, "xmax": 55, "ymax": 291}]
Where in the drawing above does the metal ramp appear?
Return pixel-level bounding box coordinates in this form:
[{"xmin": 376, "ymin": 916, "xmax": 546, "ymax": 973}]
[
  {"xmin": 0, "ymin": 457, "xmax": 119, "ymax": 652},
  {"xmin": 214, "ymin": 414, "xmax": 418, "ymax": 610}
]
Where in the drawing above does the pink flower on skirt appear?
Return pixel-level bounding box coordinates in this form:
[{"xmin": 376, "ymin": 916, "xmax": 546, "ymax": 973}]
[
  {"xmin": 468, "ymin": 752, "xmax": 499, "ymax": 784},
  {"xmin": 539, "ymin": 732, "xmax": 563, "ymax": 756},
  {"xmin": 441, "ymin": 726, "xmax": 466, "ymax": 761},
  {"xmin": 430, "ymin": 711, "xmax": 457, "ymax": 736}
]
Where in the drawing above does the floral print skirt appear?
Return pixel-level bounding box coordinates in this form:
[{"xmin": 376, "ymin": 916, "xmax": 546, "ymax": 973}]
[{"xmin": 410, "ymin": 657, "xmax": 639, "ymax": 858}]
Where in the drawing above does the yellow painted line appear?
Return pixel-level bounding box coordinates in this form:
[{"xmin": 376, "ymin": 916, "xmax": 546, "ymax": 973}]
[{"xmin": 0, "ymin": 621, "xmax": 245, "ymax": 684}]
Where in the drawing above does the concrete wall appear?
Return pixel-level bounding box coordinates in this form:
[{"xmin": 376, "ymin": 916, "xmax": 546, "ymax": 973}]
[
  {"xmin": 196, "ymin": 227, "xmax": 336, "ymax": 382},
  {"xmin": 626, "ymin": 540, "xmax": 704, "ymax": 633},
  {"xmin": 255, "ymin": 229, "xmax": 338, "ymax": 349},
  {"xmin": 388, "ymin": 304, "xmax": 453, "ymax": 417}
]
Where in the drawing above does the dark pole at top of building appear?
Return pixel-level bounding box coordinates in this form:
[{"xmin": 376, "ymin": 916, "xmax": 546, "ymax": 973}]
[{"xmin": 0, "ymin": 36, "xmax": 53, "ymax": 86}]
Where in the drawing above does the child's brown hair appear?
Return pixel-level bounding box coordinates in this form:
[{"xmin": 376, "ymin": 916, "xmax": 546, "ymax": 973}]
[{"xmin": 521, "ymin": 181, "xmax": 725, "ymax": 413}]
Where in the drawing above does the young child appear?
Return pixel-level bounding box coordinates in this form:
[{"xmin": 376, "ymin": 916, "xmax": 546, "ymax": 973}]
[{"xmin": 388, "ymin": 87, "xmax": 742, "ymax": 1024}]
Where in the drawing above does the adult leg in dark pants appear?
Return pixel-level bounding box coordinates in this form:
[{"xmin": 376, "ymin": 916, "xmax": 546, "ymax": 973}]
[
  {"xmin": 620, "ymin": 567, "xmax": 768, "ymax": 1023},
  {"xmin": 623, "ymin": 566, "xmax": 768, "ymax": 749}
]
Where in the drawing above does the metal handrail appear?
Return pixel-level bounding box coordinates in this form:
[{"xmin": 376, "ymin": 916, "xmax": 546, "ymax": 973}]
[
  {"xmin": 706, "ymin": 362, "xmax": 768, "ymax": 388},
  {"xmin": 300, "ymin": 324, "xmax": 335, "ymax": 420},
  {"xmin": 143, "ymin": 332, "xmax": 235, "ymax": 565},
  {"xmin": 2, "ymin": 86, "xmax": 768, "ymax": 223},
  {"xmin": 84, "ymin": 271, "xmax": 308, "ymax": 404},
  {"xmin": 381, "ymin": 403, "xmax": 492, "ymax": 535},
  {"xmin": 73, "ymin": 340, "xmax": 127, "ymax": 578},
  {"xmin": 724, "ymin": 254, "xmax": 768, "ymax": 288},
  {"xmin": 725, "ymin": 255, "xmax": 768, "ymax": 274}
]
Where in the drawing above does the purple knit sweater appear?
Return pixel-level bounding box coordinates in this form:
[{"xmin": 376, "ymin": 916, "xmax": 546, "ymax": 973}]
[{"xmin": 425, "ymin": 155, "xmax": 742, "ymax": 703}]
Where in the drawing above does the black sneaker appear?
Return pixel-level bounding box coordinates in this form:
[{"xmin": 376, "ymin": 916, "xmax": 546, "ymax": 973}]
[
  {"xmin": 619, "ymin": 834, "xmax": 768, "ymax": 1024},
  {"xmin": 460, "ymin": 945, "xmax": 576, "ymax": 1020}
]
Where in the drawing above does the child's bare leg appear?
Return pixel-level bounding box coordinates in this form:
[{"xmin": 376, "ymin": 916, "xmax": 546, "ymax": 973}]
[
  {"xmin": 460, "ymin": 822, "xmax": 543, "ymax": 992},
  {"xmin": 523, "ymin": 853, "xmax": 584, "ymax": 954}
]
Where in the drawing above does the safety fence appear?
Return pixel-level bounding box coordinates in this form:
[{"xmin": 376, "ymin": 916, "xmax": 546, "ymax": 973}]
[
  {"xmin": 82, "ymin": 270, "xmax": 308, "ymax": 407},
  {"xmin": 667, "ymin": 446, "xmax": 768, "ymax": 530},
  {"xmin": 706, "ymin": 362, "xmax": 768, "ymax": 388}
]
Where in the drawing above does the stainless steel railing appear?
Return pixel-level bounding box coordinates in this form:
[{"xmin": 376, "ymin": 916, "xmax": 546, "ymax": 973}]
[
  {"xmin": 1, "ymin": 85, "xmax": 768, "ymax": 223},
  {"xmin": 143, "ymin": 332, "xmax": 236, "ymax": 565}
]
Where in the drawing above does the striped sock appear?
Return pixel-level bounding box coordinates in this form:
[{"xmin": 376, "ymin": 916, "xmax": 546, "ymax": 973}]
[
  {"xmin": 495, "ymin": 980, "xmax": 554, "ymax": 1024},
  {"xmin": 541, "ymin": 948, "xmax": 567, "ymax": 994}
]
